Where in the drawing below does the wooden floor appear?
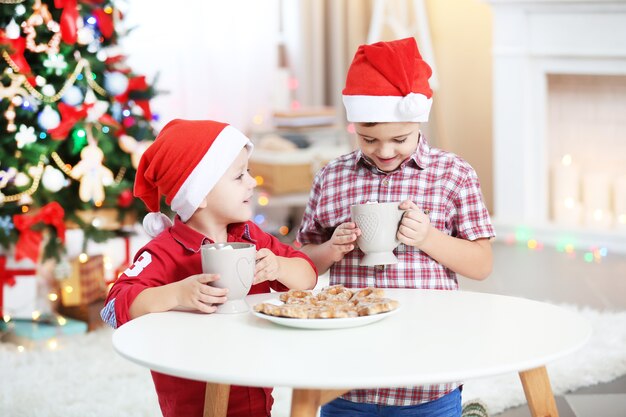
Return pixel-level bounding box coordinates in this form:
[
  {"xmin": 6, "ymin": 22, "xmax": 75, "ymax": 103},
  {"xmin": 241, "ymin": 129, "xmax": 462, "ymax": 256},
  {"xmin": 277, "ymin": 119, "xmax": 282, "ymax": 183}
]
[{"xmin": 459, "ymin": 242, "xmax": 626, "ymax": 416}]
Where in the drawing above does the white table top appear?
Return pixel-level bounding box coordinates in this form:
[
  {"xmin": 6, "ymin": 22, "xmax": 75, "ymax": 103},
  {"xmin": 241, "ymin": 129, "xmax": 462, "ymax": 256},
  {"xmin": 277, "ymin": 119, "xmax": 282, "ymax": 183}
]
[{"xmin": 112, "ymin": 289, "xmax": 591, "ymax": 389}]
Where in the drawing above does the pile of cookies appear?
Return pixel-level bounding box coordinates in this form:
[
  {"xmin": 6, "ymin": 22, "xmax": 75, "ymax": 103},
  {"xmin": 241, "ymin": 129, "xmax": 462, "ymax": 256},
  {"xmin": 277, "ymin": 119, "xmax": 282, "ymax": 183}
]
[{"xmin": 254, "ymin": 285, "xmax": 399, "ymax": 319}]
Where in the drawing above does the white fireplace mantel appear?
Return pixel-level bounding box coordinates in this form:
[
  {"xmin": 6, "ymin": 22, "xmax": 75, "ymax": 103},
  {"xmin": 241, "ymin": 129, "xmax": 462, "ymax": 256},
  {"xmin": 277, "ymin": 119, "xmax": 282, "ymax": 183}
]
[{"xmin": 486, "ymin": 0, "xmax": 626, "ymax": 251}]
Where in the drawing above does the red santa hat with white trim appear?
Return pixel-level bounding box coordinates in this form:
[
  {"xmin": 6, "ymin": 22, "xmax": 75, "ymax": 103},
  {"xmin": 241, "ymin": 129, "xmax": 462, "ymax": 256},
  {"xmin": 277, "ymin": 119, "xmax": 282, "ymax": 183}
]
[
  {"xmin": 342, "ymin": 37, "xmax": 433, "ymax": 123},
  {"xmin": 134, "ymin": 119, "xmax": 253, "ymax": 237}
]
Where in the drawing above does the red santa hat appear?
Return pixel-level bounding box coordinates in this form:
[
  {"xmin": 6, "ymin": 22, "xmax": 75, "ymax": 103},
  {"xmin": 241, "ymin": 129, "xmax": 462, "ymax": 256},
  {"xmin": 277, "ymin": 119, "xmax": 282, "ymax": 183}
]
[
  {"xmin": 134, "ymin": 119, "xmax": 253, "ymax": 237},
  {"xmin": 342, "ymin": 37, "xmax": 433, "ymax": 123}
]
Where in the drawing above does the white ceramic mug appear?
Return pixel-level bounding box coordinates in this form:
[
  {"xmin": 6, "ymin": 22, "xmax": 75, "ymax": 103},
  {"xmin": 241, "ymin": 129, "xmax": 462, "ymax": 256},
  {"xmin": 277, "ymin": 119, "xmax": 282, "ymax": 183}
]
[
  {"xmin": 200, "ymin": 242, "xmax": 256, "ymax": 313},
  {"xmin": 350, "ymin": 202, "xmax": 407, "ymax": 266}
]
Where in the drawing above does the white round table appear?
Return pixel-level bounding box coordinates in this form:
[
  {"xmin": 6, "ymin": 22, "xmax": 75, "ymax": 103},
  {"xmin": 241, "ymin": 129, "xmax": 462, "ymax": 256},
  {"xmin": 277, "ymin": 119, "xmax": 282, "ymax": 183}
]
[{"xmin": 112, "ymin": 289, "xmax": 591, "ymax": 417}]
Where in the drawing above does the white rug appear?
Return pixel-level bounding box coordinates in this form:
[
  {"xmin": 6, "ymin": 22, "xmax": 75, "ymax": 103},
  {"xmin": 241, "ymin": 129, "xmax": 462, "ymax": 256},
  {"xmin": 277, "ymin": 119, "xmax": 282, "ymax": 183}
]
[{"xmin": 1, "ymin": 305, "xmax": 625, "ymax": 417}]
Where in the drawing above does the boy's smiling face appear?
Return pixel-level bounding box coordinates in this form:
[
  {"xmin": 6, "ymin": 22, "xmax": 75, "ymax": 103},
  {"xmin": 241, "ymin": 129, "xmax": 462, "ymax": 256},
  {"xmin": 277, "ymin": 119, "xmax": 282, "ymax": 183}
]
[
  {"xmin": 355, "ymin": 122, "xmax": 420, "ymax": 172},
  {"xmin": 205, "ymin": 147, "xmax": 257, "ymax": 223}
]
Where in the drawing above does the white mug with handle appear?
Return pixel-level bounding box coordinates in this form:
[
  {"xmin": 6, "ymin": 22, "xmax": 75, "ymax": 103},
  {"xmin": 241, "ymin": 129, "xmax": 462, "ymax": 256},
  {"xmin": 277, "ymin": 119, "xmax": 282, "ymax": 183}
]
[
  {"xmin": 201, "ymin": 242, "xmax": 256, "ymax": 313},
  {"xmin": 350, "ymin": 202, "xmax": 408, "ymax": 266}
]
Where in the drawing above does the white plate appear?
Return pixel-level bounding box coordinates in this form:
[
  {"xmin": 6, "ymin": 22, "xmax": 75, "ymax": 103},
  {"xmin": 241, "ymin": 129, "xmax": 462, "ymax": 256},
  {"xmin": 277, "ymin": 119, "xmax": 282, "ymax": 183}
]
[{"xmin": 252, "ymin": 306, "xmax": 400, "ymax": 330}]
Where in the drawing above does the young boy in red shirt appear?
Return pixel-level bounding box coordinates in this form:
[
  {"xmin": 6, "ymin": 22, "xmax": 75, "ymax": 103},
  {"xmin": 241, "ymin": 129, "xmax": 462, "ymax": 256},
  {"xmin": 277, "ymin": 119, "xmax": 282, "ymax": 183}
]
[{"xmin": 102, "ymin": 119, "xmax": 317, "ymax": 417}]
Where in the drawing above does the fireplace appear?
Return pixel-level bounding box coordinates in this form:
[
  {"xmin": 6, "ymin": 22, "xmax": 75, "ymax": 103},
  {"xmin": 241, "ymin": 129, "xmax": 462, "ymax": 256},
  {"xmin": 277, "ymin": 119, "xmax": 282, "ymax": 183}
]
[{"xmin": 487, "ymin": 0, "xmax": 626, "ymax": 252}]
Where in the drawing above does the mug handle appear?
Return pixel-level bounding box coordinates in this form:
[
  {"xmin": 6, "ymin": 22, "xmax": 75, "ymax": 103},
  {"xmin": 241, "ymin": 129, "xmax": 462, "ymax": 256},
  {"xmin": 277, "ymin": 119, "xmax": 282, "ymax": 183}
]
[
  {"xmin": 394, "ymin": 208, "xmax": 410, "ymax": 245},
  {"xmin": 395, "ymin": 207, "xmax": 431, "ymax": 242}
]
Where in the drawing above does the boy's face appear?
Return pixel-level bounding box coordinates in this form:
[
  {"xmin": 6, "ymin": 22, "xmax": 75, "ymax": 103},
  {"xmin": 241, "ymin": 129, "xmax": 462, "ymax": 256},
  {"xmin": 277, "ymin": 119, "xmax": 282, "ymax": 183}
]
[
  {"xmin": 205, "ymin": 147, "xmax": 256, "ymax": 223},
  {"xmin": 355, "ymin": 122, "xmax": 420, "ymax": 172}
]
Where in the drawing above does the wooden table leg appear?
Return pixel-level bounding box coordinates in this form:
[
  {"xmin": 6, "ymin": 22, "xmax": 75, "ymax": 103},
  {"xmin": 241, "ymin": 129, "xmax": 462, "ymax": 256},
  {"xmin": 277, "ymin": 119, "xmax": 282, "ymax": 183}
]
[
  {"xmin": 519, "ymin": 366, "xmax": 559, "ymax": 417},
  {"xmin": 203, "ymin": 383, "xmax": 230, "ymax": 417},
  {"xmin": 290, "ymin": 389, "xmax": 350, "ymax": 417}
]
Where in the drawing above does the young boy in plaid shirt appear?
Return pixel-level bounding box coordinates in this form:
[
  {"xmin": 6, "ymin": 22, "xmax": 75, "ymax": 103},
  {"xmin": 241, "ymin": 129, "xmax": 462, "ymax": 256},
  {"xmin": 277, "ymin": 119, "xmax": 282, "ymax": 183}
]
[{"xmin": 297, "ymin": 37, "xmax": 495, "ymax": 417}]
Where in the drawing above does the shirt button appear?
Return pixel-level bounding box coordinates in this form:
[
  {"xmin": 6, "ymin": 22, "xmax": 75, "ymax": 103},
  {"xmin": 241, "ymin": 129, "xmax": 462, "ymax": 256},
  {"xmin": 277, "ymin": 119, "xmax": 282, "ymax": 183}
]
[
  {"xmin": 375, "ymin": 265, "xmax": 385, "ymax": 271},
  {"xmin": 382, "ymin": 178, "xmax": 390, "ymax": 186}
]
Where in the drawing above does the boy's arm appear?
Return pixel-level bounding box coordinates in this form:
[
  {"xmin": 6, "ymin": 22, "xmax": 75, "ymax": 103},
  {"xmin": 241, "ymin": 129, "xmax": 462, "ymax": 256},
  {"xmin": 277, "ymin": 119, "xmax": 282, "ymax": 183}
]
[
  {"xmin": 129, "ymin": 283, "xmax": 181, "ymax": 318},
  {"xmin": 129, "ymin": 274, "xmax": 228, "ymax": 319},
  {"xmin": 419, "ymin": 230, "xmax": 493, "ymax": 280},
  {"xmin": 397, "ymin": 200, "xmax": 493, "ymax": 280},
  {"xmin": 300, "ymin": 242, "xmax": 337, "ymax": 276},
  {"xmin": 275, "ymin": 256, "xmax": 317, "ymax": 290},
  {"xmin": 300, "ymin": 222, "xmax": 361, "ymax": 275}
]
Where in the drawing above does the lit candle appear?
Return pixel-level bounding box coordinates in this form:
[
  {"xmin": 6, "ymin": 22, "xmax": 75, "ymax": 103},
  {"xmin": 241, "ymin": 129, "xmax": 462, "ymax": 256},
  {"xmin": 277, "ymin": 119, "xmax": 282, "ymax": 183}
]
[
  {"xmin": 614, "ymin": 175, "xmax": 626, "ymax": 215},
  {"xmin": 617, "ymin": 214, "xmax": 626, "ymax": 231},
  {"xmin": 551, "ymin": 155, "xmax": 580, "ymax": 204},
  {"xmin": 582, "ymin": 172, "xmax": 611, "ymax": 212},
  {"xmin": 553, "ymin": 198, "xmax": 582, "ymax": 226},
  {"xmin": 615, "ymin": 175, "xmax": 626, "ymax": 231},
  {"xmin": 551, "ymin": 154, "xmax": 582, "ymax": 225},
  {"xmin": 584, "ymin": 208, "xmax": 613, "ymax": 230}
]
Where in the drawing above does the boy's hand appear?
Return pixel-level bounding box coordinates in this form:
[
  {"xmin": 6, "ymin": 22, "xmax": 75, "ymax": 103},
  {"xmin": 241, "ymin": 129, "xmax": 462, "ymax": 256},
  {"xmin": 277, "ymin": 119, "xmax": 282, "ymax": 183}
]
[
  {"xmin": 175, "ymin": 273, "xmax": 228, "ymax": 314},
  {"xmin": 397, "ymin": 200, "xmax": 431, "ymax": 248},
  {"xmin": 329, "ymin": 222, "xmax": 361, "ymax": 262},
  {"xmin": 254, "ymin": 248, "xmax": 280, "ymax": 284}
]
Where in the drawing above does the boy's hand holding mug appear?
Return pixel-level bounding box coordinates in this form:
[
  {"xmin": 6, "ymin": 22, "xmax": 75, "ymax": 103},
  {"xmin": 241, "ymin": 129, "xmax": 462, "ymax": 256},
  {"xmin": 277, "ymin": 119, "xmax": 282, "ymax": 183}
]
[
  {"xmin": 329, "ymin": 222, "xmax": 361, "ymax": 262},
  {"xmin": 254, "ymin": 248, "xmax": 280, "ymax": 284},
  {"xmin": 397, "ymin": 200, "xmax": 431, "ymax": 248},
  {"xmin": 174, "ymin": 273, "xmax": 228, "ymax": 314}
]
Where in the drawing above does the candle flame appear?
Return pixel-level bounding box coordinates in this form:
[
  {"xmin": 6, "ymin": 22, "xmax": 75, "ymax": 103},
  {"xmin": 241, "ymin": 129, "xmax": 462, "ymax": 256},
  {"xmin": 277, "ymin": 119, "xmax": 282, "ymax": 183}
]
[
  {"xmin": 561, "ymin": 154, "xmax": 573, "ymax": 166},
  {"xmin": 593, "ymin": 209, "xmax": 604, "ymax": 221}
]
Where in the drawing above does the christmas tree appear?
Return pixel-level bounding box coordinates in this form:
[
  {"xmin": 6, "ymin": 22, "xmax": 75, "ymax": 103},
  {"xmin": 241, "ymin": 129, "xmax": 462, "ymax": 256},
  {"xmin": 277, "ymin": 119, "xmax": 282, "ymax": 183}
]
[{"xmin": 0, "ymin": 0, "xmax": 157, "ymax": 263}]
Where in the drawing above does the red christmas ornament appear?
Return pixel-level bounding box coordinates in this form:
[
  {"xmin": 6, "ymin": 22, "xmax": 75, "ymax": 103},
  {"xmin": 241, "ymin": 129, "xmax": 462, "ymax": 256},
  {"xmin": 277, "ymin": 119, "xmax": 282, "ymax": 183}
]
[
  {"xmin": 117, "ymin": 189, "xmax": 133, "ymax": 208},
  {"xmin": 122, "ymin": 117, "xmax": 135, "ymax": 128},
  {"xmin": 54, "ymin": 0, "xmax": 79, "ymax": 45},
  {"xmin": 93, "ymin": 8, "xmax": 114, "ymax": 38}
]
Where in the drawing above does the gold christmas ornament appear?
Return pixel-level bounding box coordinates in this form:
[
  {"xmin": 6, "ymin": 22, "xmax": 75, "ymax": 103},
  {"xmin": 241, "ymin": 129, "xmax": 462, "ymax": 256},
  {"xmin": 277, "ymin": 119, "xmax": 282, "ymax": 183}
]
[{"xmin": 21, "ymin": 0, "xmax": 62, "ymax": 54}]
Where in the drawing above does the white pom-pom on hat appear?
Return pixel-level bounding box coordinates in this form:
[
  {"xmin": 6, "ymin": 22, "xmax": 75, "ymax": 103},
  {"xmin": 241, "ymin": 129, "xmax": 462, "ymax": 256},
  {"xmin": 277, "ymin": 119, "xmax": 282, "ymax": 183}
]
[
  {"xmin": 143, "ymin": 212, "xmax": 173, "ymax": 237},
  {"xmin": 398, "ymin": 93, "xmax": 429, "ymax": 119}
]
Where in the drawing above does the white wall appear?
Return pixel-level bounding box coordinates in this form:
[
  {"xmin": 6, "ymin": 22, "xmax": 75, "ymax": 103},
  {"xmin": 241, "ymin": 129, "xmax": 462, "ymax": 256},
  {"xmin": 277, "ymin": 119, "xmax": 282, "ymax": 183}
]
[{"xmin": 120, "ymin": 1, "xmax": 280, "ymax": 131}]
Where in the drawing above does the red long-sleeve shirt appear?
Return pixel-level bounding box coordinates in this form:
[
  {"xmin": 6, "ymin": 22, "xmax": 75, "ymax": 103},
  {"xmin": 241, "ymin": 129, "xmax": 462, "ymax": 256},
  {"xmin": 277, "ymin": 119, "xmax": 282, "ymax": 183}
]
[{"xmin": 102, "ymin": 218, "xmax": 316, "ymax": 417}]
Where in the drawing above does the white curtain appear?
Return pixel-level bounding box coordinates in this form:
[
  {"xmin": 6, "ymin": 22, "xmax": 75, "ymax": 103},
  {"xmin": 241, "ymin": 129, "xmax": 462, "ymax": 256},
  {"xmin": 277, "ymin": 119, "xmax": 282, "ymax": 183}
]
[
  {"xmin": 121, "ymin": 0, "xmax": 280, "ymax": 131},
  {"xmin": 280, "ymin": 0, "xmax": 370, "ymax": 115}
]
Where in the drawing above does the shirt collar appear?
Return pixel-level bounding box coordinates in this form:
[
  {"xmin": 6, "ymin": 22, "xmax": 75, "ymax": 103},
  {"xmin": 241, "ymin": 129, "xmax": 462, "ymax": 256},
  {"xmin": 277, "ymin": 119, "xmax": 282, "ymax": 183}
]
[
  {"xmin": 354, "ymin": 132, "xmax": 431, "ymax": 173},
  {"xmin": 170, "ymin": 217, "xmax": 255, "ymax": 253},
  {"xmin": 413, "ymin": 133, "xmax": 431, "ymax": 169}
]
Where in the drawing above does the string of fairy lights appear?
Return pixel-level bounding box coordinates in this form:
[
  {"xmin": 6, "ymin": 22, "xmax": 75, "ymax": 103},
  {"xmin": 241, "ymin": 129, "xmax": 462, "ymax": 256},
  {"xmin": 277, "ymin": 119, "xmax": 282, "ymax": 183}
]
[
  {"xmin": 501, "ymin": 226, "xmax": 609, "ymax": 264},
  {"xmin": 252, "ymin": 169, "xmax": 613, "ymax": 263}
]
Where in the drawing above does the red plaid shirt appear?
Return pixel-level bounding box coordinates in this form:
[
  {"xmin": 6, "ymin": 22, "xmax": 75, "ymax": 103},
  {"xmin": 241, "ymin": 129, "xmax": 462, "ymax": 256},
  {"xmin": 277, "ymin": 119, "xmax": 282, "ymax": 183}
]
[{"xmin": 298, "ymin": 135, "xmax": 495, "ymax": 406}]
